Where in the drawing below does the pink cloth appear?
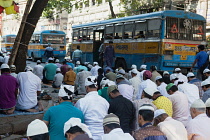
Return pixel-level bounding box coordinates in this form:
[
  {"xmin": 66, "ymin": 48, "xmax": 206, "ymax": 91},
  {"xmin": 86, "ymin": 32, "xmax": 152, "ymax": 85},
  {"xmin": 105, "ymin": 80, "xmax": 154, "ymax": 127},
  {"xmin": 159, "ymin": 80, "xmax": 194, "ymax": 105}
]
[
  {"xmin": 143, "ymin": 70, "xmax": 152, "ymax": 79},
  {"xmin": 168, "ymin": 91, "xmax": 190, "ymax": 126}
]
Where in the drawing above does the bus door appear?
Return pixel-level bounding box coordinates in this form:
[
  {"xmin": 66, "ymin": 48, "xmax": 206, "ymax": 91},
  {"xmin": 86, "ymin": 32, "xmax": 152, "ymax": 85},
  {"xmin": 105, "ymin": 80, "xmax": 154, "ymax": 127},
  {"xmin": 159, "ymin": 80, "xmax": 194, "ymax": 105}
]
[{"xmin": 93, "ymin": 28, "xmax": 104, "ymax": 63}]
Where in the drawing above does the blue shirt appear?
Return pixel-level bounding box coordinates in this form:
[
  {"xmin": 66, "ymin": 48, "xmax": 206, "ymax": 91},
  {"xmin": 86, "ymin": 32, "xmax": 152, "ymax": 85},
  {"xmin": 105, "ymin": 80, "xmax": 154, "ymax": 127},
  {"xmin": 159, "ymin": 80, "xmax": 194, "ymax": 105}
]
[
  {"xmin": 196, "ymin": 51, "xmax": 208, "ymax": 68},
  {"xmin": 66, "ymin": 62, "xmax": 75, "ymax": 69},
  {"xmin": 44, "ymin": 63, "xmax": 57, "ymax": 80},
  {"xmin": 43, "ymin": 102, "xmax": 84, "ymax": 140}
]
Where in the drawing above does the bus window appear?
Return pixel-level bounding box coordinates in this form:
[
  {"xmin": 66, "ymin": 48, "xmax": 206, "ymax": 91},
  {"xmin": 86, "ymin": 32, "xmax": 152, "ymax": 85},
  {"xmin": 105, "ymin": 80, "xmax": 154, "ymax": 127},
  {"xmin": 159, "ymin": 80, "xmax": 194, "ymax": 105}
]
[
  {"xmin": 192, "ymin": 20, "xmax": 204, "ymax": 41},
  {"xmin": 148, "ymin": 19, "xmax": 161, "ymax": 38},
  {"xmin": 82, "ymin": 28, "xmax": 88, "ymax": 41},
  {"xmin": 7, "ymin": 36, "xmax": 16, "ymax": 43},
  {"xmin": 73, "ymin": 30, "xmax": 79, "ymax": 42},
  {"xmin": 87, "ymin": 28, "xmax": 93, "ymax": 40},
  {"xmin": 134, "ymin": 22, "xmax": 146, "ymax": 39},
  {"xmin": 78, "ymin": 29, "xmax": 83, "ymax": 41},
  {"xmin": 35, "ymin": 34, "xmax": 40, "ymax": 43},
  {"xmin": 124, "ymin": 22, "xmax": 134, "ymax": 39},
  {"xmin": 1, "ymin": 37, "xmax": 6, "ymax": 43},
  {"xmin": 30, "ymin": 35, "xmax": 36, "ymax": 43},
  {"xmin": 166, "ymin": 17, "xmax": 179, "ymax": 39},
  {"xmin": 105, "ymin": 25, "xmax": 113, "ymax": 39},
  {"xmin": 114, "ymin": 24, "xmax": 123, "ymax": 39},
  {"xmin": 42, "ymin": 35, "xmax": 65, "ymax": 44},
  {"xmin": 179, "ymin": 19, "xmax": 192, "ymax": 40}
]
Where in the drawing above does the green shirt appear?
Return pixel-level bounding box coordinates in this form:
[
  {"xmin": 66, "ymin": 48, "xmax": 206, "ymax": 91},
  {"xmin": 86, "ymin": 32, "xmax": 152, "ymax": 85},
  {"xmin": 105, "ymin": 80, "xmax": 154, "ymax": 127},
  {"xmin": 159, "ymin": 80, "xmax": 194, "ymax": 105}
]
[
  {"xmin": 43, "ymin": 102, "xmax": 84, "ymax": 140},
  {"xmin": 44, "ymin": 63, "xmax": 57, "ymax": 80},
  {"xmin": 98, "ymin": 87, "xmax": 110, "ymax": 102}
]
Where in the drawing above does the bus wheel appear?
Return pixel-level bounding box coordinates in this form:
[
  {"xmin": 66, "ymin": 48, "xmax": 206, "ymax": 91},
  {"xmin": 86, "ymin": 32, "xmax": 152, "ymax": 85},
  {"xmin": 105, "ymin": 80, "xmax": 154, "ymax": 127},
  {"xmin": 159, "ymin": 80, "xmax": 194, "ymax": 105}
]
[
  {"xmin": 31, "ymin": 53, "xmax": 37, "ymax": 62},
  {"xmin": 115, "ymin": 58, "xmax": 127, "ymax": 71}
]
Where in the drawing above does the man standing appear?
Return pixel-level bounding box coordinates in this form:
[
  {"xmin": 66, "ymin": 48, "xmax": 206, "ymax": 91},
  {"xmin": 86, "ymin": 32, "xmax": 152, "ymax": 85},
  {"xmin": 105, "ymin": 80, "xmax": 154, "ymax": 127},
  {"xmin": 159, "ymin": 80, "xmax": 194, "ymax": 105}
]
[
  {"xmin": 154, "ymin": 109, "xmax": 188, "ymax": 140},
  {"xmin": 0, "ymin": 64, "xmax": 18, "ymax": 114},
  {"xmin": 44, "ymin": 43, "xmax": 54, "ymax": 60},
  {"xmin": 72, "ymin": 45, "xmax": 82, "ymax": 64},
  {"xmin": 104, "ymin": 41, "xmax": 115, "ymax": 67},
  {"xmin": 107, "ymin": 85, "xmax": 136, "ymax": 134},
  {"xmin": 52, "ymin": 68, "xmax": 63, "ymax": 88},
  {"xmin": 129, "ymin": 69, "xmax": 141, "ymax": 100},
  {"xmin": 75, "ymin": 76, "xmax": 109, "ymax": 140},
  {"xmin": 201, "ymin": 80, "xmax": 210, "ymax": 102},
  {"xmin": 101, "ymin": 113, "xmax": 134, "ymax": 140},
  {"xmin": 186, "ymin": 99, "xmax": 210, "ymax": 140},
  {"xmin": 43, "ymin": 58, "xmax": 57, "ymax": 84},
  {"xmin": 166, "ymin": 83, "xmax": 190, "ymax": 126},
  {"xmin": 43, "ymin": 85, "xmax": 84, "ymax": 140},
  {"xmin": 155, "ymin": 76, "xmax": 169, "ymax": 97},
  {"xmin": 64, "ymin": 66, "xmax": 76, "ymax": 85},
  {"xmin": 133, "ymin": 104, "xmax": 167, "ymax": 140},
  {"xmin": 16, "ymin": 66, "xmax": 42, "ymax": 112},
  {"xmin": 191, "ymin": 44, "xmax": 208, "ymax": 80},
  {"xmin": 90, "ymin": 62, "xmax": 101, "ymax": 76},
  {"xmin": 33, "ymin": 60, "xmax": 44, "ymax": 80}
]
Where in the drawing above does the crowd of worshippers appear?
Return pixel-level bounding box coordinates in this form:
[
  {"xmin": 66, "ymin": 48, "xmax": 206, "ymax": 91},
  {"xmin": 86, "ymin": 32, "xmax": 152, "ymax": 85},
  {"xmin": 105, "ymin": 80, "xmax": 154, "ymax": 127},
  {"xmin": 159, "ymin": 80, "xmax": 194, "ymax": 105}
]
[{"xmin": 1, "ymin": 58, "xmax": 210, "ymax": 140}]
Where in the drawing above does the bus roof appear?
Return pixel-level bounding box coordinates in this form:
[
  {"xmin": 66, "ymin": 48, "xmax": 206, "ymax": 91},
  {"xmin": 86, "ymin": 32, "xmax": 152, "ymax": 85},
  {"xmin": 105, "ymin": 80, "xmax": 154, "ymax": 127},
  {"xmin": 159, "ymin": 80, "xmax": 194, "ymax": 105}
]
[
  {"xmin": 33, "ymin": 30, "xmax": 66, "ymax": 35},
  {"xmin": 2, "ymin": 34, "xmax": 16, "ymax": 37},
  {"xmin": 72, "ymin": 10, "xmax": 206, "ymax": 29}
]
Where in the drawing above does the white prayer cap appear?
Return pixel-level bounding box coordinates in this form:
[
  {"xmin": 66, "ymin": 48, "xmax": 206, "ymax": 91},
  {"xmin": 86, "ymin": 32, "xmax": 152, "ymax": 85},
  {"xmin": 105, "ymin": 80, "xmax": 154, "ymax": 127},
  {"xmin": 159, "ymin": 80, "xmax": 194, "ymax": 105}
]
[
  {"xmin": 140, "ymin": 65, "xmax": 147, "ymax": 70},
  {"xmin": 68, "ymin": 65, "xmax": 72, "ymax": 69},
  {"xmin": 201, "ymin": 80, "xmax": 210, "ymax": 86},
  {"xmin": 85, "ymin": 76, "xmax": 97, "ymax": 87},
  {"xmin": 131, "ymin": 69, "xmax": 138, "ymax": 74},
  {"xmin": 10, "ymin": 65, "xmax": 16, "ymax": 68},
  {"xmin": 175, "ymin": 68, "xmax": 181, "ymax": 72},
  {"xmin": 103, "ymin": 113, "xmax": 120, "ymax": 126},
  {"xmin": 84, "ymin": 62, "xmax": 88, "ymax": 65},
  {"xmin": 170, "ymin": 74, "xmax": 177, "ymax": 81},
  {"xmin": 118, "ymin": 69, "xmax": 125, "ymax": 75},
  {"xmin": 56, "ymin": 68, "xmax": 61, "ymax": 72},
  {"xmin": 205, "ymin": 98, "xmax": 210, "ymax": 107},
  {"xmin": 187, "ymin": 72, "xmax": 195, "ymax": 78},
  {"xmin": 76, "ymin": 61, "xmax": 80, "ymax": 65},
  {"xmin": 155, "ymin": 76, "xmax": 162, "ymax": 81},
  {"xmin": 191, "ymin": 99, "xmax": 206, "ymax": 108},
  {"xmin": 115, "ymin": 69, "xmax": 119, "ymax": 73},
  {"xmin": 55, "ymin": 59, "xmax": 59, "ymax": 63},
  {"xmin": 25, "ymin": 66, "xmax": 33, "ymax": 71},
  {"xmin": 58, "ymin": 85, "xmax": 74, "ymax": 99},
  {"xmin": 64, "ymin": 118, "xmax": 92, "ymax": 138},
  {"xmin": 93, "ymin": 62, "xmax": 98, "ymax": 65},
  {"xmin": 87, "ymin": 64, "xmax": 93, "ymax": 69},
  {"xmin": 37, "ymin": 60, "xmax": 41, "ymax": 63},
  {"xmin": 139, "ymin": 105, "xmax": 155, "ymax": 111},
  {"xmin": 27, "ymin": 119, "xmax": 48, "ymax": 137},
  {"xmin": 174, "ymin": 79, "xmax": 184, "ymax": 86},
  {"xmin": 203, "ymin": 69, "xmax": 210, "ymax": 74},
  {"xmin": 131, "ymin": 64, "xmax": 137, "ymax": 69},
  {"xmin": 7, "ymin": 52, "xmax": 11, "ymax": 55},
  {"xmin": 143, "ymin": 87, "xmax": 158, "ymax": 96},
  {"xmin": 48, "ymin": 57, "xmax": 54, "ymax": 61},
  {"xmin": 163, "ymin": 71, "xmax": 169, "ymax": 75},
  {"xmin": 154, "ymin": 109, "xmax": 166, "ymax": 118},
  {"xmin": 107, "ymin": 80, "xmax": 116, "ymax": 86},
  {"xmin": 1, "ymin": 64, "xmax": 9, "ymax": 69},
  {"xmin": 116, "ymin": 74, "xmax": 125, "ymax": 79}
]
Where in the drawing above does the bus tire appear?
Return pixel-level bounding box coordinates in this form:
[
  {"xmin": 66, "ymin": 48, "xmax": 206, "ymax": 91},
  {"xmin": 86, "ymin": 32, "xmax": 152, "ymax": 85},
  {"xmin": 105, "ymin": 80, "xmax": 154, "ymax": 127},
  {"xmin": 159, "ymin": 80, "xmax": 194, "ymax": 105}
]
[
  {"xmin": 31, "ymin": 53, "xmax": 37, "ymax": 62},
  {"xmin": 115, "ymin": 58, "xmax": 127, "ymax": 71}
]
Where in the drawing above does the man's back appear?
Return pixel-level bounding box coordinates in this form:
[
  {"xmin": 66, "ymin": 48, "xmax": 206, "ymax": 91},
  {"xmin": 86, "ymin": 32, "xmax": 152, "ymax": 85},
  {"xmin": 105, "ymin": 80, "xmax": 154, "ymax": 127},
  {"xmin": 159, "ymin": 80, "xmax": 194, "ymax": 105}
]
[
  {"xmin": 33, "ymin": 64, "xmax": 44, "ymax": 79},
  {"xmin": 151, "ymin": 70, "xmax": 161, "ymax": 82},
  {"xmin": 189, "ymin": 78, "xmax": 203, "ymax": 98},
  {"xmin": 44, "ymin": 63, "xmax": 57, "ymax": 81},
  {"xmin": 157, "ymin": 82, "xmax": 169, "ymax": 97},
  {"xmin": 0, "ymin": 74, "xmax": 18, "ymax": 109},
  {"xmin": 16, "ymin": 71, "xmax": 41, "ymax": 110},
  {"xmin": 43, "ymin": 102, "xmax": 84, "ymax": 140},
  {"xmin": 75, "ymin": 71, "xmax": 92, "ymax": 94},
  {"xmin": 73, "ymin": 49, "xmax": 82, "ymax": 58},
  {"xmin": 54, "ymin": 73, "xmax": 63, "ymax": 87},
  {"xmin": 108, "ymin": 95, "xmax": 135, "ymax": 133},
  {"xmin": 101, "ymin": 128, "xmax": 134, "ymax": 140},
  {"xmin": 64, "ymin": 70, "xmax": 76, "ymax": 85},
  {"xmin": 129, "ymin": 76, "xmax": 141, "ymax": 100},
  {"xmin": 158, "ymin": 117, "xmax": 188, "ymax": 140},
  {"xmin": 196, "ymin": 51, "xmax": 208, "ymax": 68},
  {"xmin": 118, "ymin": 80, "xmax": 134, "ymax": 101}
]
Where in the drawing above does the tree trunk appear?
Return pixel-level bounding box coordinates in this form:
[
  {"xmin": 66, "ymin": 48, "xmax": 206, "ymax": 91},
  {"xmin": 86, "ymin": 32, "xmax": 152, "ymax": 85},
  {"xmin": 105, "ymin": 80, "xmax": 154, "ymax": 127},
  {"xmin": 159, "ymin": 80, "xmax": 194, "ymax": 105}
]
[
  {"xmin": 108, "ymin": 0, "xmax": 116, "ymax": 18},
  {"xmin": 13, "ymin": 0, "xmax": 49, "ymax": 73}
]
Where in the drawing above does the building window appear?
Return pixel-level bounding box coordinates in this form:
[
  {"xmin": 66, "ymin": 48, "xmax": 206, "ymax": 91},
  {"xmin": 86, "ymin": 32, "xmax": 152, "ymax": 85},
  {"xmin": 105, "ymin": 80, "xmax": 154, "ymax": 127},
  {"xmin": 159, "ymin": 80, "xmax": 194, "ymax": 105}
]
[
  {"xmin": 92, "ymin": 0, "xmax": 95, "ymax": 5},
  {"xmin": 85, "ymin": 0, "xmax": 89, "ymax": 7}
]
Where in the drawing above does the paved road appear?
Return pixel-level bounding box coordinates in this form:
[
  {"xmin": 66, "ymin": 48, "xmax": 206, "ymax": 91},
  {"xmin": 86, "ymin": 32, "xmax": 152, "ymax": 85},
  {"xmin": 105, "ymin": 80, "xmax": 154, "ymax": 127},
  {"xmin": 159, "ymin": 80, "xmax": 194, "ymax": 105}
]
[{"xmin": 26, "ymin": 60, "xmax": 46, "ymax": 68}]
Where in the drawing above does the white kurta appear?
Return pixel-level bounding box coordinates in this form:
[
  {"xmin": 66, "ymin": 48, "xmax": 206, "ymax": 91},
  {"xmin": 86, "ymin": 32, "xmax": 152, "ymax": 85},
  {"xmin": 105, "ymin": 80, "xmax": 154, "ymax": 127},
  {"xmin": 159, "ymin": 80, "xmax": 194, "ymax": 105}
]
[
  {"xmin": 158, "ymin": 117, "xmax": 188, "ymax": 140},
  {"xmin": 16, "ymin": 71, "xmax": 41, "ymax": 110},
  {"xmin": 129, "ymin": 76, "xmax": 141, "ymax": 100},
  {"xmin": 101, "ymin": 128, "xmax": 134, "ymax": 140},
  {"xmin": 157, "ymin": 82, "xmax": 169, "ymax": 97},
  {"xmin": 90, "ymin": 65, "xmax": 101, "ymax": 76},
  {"xmin": 75, "ymin": 71, "xmax": 92, "ymax": 94},
  {"xmin": 136, "ymin": 79, "xmax": 157, "ymax": 100},
  {"xmin": 33, "ymin": 64, "xmax": 44, "ymax": 80},
  {"xmin": 75, "ymin": 91, "xmax": 109, "ymax": 140},
  {"xmin": 177, "ymin": 73, "xmax": 188, "ymax": 82},
  {"xmin": 3, "ymin": 56, "xmax": 9, "ymax": 64}
]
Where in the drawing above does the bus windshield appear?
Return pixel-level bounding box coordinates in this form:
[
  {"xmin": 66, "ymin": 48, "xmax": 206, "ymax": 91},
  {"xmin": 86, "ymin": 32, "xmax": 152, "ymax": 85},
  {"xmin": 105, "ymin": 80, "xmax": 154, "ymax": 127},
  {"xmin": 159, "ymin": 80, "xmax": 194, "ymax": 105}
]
[
  {"xmin": 42, "ymin": 34, "xmax": 65, "ymax": 44},
  {"xmin": 7, "ymin": 36, "xmax": 16, "ymax": 43}
]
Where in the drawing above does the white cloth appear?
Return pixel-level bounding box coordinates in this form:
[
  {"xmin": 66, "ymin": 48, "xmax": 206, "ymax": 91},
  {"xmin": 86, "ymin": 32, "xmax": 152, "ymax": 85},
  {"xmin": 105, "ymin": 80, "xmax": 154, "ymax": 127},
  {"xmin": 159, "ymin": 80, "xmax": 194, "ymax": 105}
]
[
  {"xmin": 136, "ymin": 79, "xmax": 157, "ymax": 100},
  {"xmin": 3, "ymin": 56, "xmax": 9, "ymax": 64},
  {"xmin": 178, "ymin": 83, "xmax": 200, "ymax": 108},
  {"xmin": 118, "ymin": 84, "xmax": 134, "ymax": 101},
  {"xmin": 186, "ymin": 114, "xmax": 210, "ymax": 140},
  {"xmin": 157, "ymin": 82, "xmax": 169, "ymax": 97},
  {"xmin": 33, "ymin": 64, "xmax": 44, "ymax": 80},
  {"xmin": 55, "ymin": 63, "xmax": 62, "ymax": 68},
  {"xmin": 90, "ymin": 65, "xmax": 101, "ymax": 76},
  {"xmin": 129, "ymin": 69, "xmax": 140, "ymax": 80},
  {"xmin": 0, "ymin": 56, "xmax": 4, "ymax": 63},
  {"xmin": 16, "ymin": 71, "xmax": 41, "ymax": 110},
  {"xmin": 10, "ymin": 72, "xmax": 17, "ymax": 78},
  {"xmin": 129, "ymin": 76, "xmax": 141, "ymax": 100},
  {"xmin": 75, "ymin": 91, "xmax": 109, "ymax": 140},
  {"xmin": 176, "ymin": 73, "xmax": 188, "ymax": 82},
  {"xmin": 158, "ymin": 117, "xmax": 188, "ymax": 140},
  {"xmin": 139, "ymin": 70, "xmax": 146, "ymax": 82},
  {"xmin": 53, "ymin": 73, "xmax": 63, "ymax": 87},
  {"xmin": 75, "ymin": 71, "xmax": 92, "ymax": 94},
  {"xmin": 168, "ymin": 91, "xmax": 190, "ymax": 126},
  {"xmin": 101, "ymin": 128, "xmax": 134, "ymax": 140}
]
